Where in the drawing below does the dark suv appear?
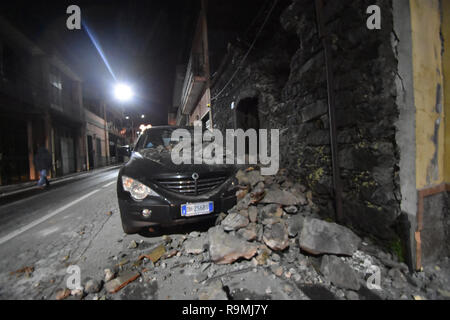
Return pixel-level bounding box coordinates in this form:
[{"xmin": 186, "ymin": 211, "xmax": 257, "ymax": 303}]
[{"xmin": 117, "ymin": 126, "xmax": 237, "ymax": 234}]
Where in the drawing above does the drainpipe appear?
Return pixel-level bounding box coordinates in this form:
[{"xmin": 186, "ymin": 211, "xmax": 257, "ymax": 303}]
[
  {"xmin": 315, "ymin": 0, "xmax": 344, "ymax": 223},
  {"xmin": 200, "ymin": 0, "xmax": 213, "ymax": 129}
]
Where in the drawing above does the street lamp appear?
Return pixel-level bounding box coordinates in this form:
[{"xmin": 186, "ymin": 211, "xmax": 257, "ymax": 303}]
[
  {"xmin": 114, "ymin": 83, "xmax": 133, "ymax": 102},
  {"xmin": 141, "ymin": 114, "xmax": 145, "ymax": 119}
]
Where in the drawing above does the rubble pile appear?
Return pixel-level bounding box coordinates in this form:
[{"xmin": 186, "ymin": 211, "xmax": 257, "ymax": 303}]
[{"xmin": 54, "ymin": 168, "xmax": 450, "ymax": 300}]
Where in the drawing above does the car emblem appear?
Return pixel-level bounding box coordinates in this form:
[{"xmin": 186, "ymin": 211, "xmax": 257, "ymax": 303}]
[{"xmin": 192, "ymin": 173, "xmax": 199, "ymax": 195}]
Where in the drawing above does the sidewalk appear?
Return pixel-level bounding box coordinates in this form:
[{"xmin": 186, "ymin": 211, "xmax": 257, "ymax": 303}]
[{"xmin": 0, "ymin": 164, "xmax": 123, "ymax": 198}]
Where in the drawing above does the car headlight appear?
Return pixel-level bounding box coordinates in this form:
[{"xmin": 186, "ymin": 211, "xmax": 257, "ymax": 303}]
[{"xmin": 122, "ymin": 176, "xmax": 159, "ymax": 201}]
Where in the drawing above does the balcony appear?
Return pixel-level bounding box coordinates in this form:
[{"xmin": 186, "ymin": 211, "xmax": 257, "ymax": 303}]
[{"xmin": 180, "ymin": 52, "xmax": 207, "ymax": 115}]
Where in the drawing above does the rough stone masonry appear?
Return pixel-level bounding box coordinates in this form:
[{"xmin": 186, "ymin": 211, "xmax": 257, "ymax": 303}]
[{"xmin": 211, "ymin": 0, "xmax": 402, "ymax": 248}]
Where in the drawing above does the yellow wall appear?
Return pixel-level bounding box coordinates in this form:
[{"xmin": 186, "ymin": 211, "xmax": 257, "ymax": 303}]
[
  {"xmin": 410, "ymin": 0, "xmax": 446, "ymax": 188},
  {"xmin": 443, "ymin": 0, "xmax": 450, "ymax": 183}
]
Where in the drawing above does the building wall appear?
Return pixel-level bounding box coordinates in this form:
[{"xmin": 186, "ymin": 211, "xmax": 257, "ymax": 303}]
[
  {"xmin": 408, "ymin": 0, "xmax": 450, "ymax": 265},
  {"xmin": 85, "ymin": 109, "xmax": 108, "ymax": 168},
  {"xmin": 443, "ymin": 0, "xmax": 450, "ymax": 183},
  {"xmin": 212, "ymin": 0, "xmax": 402, "ymax": 244},
  {"xmin": 410, "ymin": 0, "xmax": 445, "ymax": 189},
  {"xmin": 190, "ymin": 89, "xmax": 210, "ymax": 124}
]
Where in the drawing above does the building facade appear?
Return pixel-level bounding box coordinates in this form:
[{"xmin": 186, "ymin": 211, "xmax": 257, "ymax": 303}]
[{"xmin": 0, "ymin": 16, "xmax": 85, "ymax": 184}]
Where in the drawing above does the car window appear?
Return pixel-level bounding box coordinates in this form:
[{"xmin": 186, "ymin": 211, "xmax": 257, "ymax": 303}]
[{"xmin": 134, "ymin": 128, "xmax": 194, "ymax": 152}]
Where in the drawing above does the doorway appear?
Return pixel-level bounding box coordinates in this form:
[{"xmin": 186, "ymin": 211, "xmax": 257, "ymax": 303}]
[
  {"xmin": 87, "ymin": 135, "xmax": 94, "ymax": 169},
  {"xmin": 235, "ymin": 97, "xmax": 260, "ymax": 154}
]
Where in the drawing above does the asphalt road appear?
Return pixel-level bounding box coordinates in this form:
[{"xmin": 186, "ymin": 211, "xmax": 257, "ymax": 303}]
[{"xmin": 0, "ymin": 167, "xmax": 147, "ymax": 299}]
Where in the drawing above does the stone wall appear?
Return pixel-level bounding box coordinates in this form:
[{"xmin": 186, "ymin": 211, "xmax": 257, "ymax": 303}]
[
  {"xmin": 211, "ymin": 0, "xmax": 401, "ymax": 242},
  {"xmin": 422, "ymin": 191, "xmax": 450, "ymax": 261}
]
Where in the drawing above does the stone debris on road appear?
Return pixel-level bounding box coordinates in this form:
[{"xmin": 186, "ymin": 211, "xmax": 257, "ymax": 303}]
[
  {"xmin": 22, "ymin": 167, "xmax": 449, "ymax": 300},
  {"xmin": 104, "ymin": 270, "xmax": 140, "ymax": 294}
]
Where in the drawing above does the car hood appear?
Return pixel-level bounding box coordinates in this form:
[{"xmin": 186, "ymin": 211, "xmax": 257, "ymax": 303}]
[{"xmin": 122, "ymin": 149, "xmax": 237, "ymax": 179}]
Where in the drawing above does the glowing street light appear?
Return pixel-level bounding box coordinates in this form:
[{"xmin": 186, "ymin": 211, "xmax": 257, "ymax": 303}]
[
  {"xmin": 114, "ymin": 83, "xmax": 133, "ymax": 102},
  {"xmin": 141, "ymin": 114, "xmax": 145, "ymax": 119}
]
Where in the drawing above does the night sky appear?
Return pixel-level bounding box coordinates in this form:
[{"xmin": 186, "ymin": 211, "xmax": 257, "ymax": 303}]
[{"xmin": 0, "ymin": 0, "xmax": 199, "ymax": 125}]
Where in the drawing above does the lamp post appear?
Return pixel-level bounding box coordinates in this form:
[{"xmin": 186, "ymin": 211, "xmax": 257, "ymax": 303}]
[{"xmin": 114, "ymin": 83, "xmax": 134, "ymax": 144}]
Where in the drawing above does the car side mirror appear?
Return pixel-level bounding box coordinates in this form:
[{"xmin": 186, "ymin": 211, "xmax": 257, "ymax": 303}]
[{"xmin": 118, "ymin": 145, "xmax": 132, "ymax": 157}]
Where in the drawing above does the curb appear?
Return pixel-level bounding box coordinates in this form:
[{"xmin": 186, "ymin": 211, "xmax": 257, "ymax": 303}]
[{"xmin": 0, "ymin": 164, "xmax": 123, "ymax": 198}]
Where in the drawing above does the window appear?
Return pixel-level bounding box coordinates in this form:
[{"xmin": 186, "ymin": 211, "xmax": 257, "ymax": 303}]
[{"xmin": 49, "ymin": 66, "xmax": 62, "ymax": 110}]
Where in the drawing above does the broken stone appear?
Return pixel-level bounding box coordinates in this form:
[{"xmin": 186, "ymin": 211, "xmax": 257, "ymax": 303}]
[
  {"xmin": 221, "ymin": 212, "xmax": 249, "ymax": 231},
  {"xmin": 271, "ymin": 253, "xmax": 280, "ymax": 262},
  {"xmin": 271, "ymin": 265, "xmax": 284, "ymax": 277},
  {"xmin": 239, "ymin": 209, "xmax": 249, "ymax": 218},
  {"xmin": 189, "ymin": 231, "xmax": 201, "ymax": 238},
  {"xmin": 208, "ymin": 226, "xmax": 258, "ymax": 264},
  {"xmin": 55, "ymin": 288, "xmax": 71, "ymax": 300},
  {"xmin": 85, "ymin": 279, "xmax": 102, "ymax": 294},
  {"xmin": 215, "ymin": 212, "xmax": 227, "ymax": 225},
  {"xmin": 263, "ymin": 223, "xmax": 289, "ymax": 251},
  {"xmin": 236, "ymin": 193, "xmax": 253, "ymax": 210},
  {"xmin": 236, "ymin": 169, "xmax": 264, "ymax": 187},
  {"xmin": 284, "ymin": 284, "xmax": 293, "ymax": 294},
  {"xmin": 274, "ymin": 206, "xmax": 284, "ymax": 218},
  {"xmin": 163, "ymin": 249, "xmax": 178, "ymax": 259},
  {"xmin": 237, "ymin": 223, "xmax": 258, "ymax": 241},
  {"xmin": 236, "ymin": 188, "xmax": 249, "ymax": 200},
  {"xmin": 299, "ymin": 218, "xmax": 361, "ymax": 256},
  {"xmin": 247, "ymin": 170, "xmax": 264, "ymax": 187},
  {"xmin": 262, "ymin": 217, "xmax": 282, "ymax": 226},
  {"xmin": 255, "ymin": 247, "xmax": 271, "ymax": 265},
  {"xmin": 184, "ymin": 236, "xmax": 207, "ymax": 255},
  {"xmin": 284, "ymin": 205, "xmax": 298, "ymax": 214},
  {"xmin": 128, "ymin": 240, "xmax": 138, "ymax": 249},
  {"xmin": 287, "ymin": 214, "xmax": 304, "ymax": 237},
  {"xmin": 104, "ymin": 270, "xmax": 140, "ymax": 294},
  {"xmin": 292, "ymin": 191, "xmax": 307, "ymax": 205},
  {"xmin": 248, "ymin": 206, "xmax": 258, "ymax": 223},
  {"xmin": 251, "ymin": 181, "xmax": 265, "ymax": 195},
  {"xmin": 71, "ymin": 288, "xmax": 84, "ymax": 297},
  {"xmin": 260, "ymin": 188, "xmax": 304, "ymax": 206},
  {"xmin": 320, "ymin": 255, "xmax": 360, "ymax": 291},
  {"xmin": 198, "ymin": 279, "xmax": 228, "ymax": 300},
  {"xmin": 104, "ymin": 268, "xmax": 115, "ymax": 282},
  {"xmin": 259, "ymin": 204, "xmax": 280, "ymax": 220}
]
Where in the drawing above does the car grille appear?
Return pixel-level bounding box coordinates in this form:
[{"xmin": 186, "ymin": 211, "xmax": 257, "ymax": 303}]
[{"xmin": 156, "ymin": 174, "xmax": 228, "ymax": 195}]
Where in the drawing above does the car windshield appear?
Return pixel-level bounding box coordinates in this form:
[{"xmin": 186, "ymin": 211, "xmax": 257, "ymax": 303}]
[{"xmin": 134, "ymin": 127, "xmax": 195, "ymax": 152}]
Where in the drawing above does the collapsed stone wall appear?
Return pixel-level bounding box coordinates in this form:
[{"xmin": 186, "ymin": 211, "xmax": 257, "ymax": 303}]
[{"xmin": 211, "ymin": 0, "xmax": 401, "ymax": 242}]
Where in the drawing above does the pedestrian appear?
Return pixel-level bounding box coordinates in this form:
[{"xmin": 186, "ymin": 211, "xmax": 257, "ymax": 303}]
[{"xmin": 33, "ymin": 144, "xmax": 52, "ymax": 189}]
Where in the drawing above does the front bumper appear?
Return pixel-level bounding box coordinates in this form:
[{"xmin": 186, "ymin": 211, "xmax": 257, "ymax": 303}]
[{"xmin": 118, "ymin": 184, "xmax": 237, "ymax": 228}]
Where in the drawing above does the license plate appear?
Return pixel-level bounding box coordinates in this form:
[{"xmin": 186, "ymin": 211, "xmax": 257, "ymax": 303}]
[{"xmin": 181, "ymin": 201, "xmax": 214, "ymax": 217}]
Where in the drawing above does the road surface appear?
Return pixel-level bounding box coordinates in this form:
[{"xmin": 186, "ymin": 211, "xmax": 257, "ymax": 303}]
[{"xmin": 0, "ymin": 167, "xmax": 143, "ymax": 299}]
